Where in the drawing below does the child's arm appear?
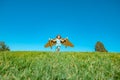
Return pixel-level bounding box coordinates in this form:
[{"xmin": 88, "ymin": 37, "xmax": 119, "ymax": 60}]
[
  {"xmin": 51, "ymin": 38, "xmax": 56, "ymax": 42},
  {"xmin": 60, "ymin": 38, "xmax": 66, "ymax": 43},
  {"xmin": 60, "ymin": 37, "xmax": 68, "ymax": 43}
]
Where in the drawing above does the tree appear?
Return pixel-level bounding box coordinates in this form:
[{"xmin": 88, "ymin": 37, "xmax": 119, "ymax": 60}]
[
  {"xmin": 95, "ymin": 41, "xmax": 108, "ymax": 52},
  {"xmin": 0, "ymin": 42, "xmax": 10, "ymax": 51}
]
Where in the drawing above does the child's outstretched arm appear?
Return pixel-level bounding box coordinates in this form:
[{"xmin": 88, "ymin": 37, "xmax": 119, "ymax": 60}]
[
  {"xmin": 60, "ymin": 38, "xmax": 66, "ymax": 43},
  {"xmin": 51, "ymin": 38, "xmax": 56, "ymax": 43}
]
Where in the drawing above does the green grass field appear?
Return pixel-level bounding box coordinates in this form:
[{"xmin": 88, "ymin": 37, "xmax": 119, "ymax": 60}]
[{"xmin": 0, "ymin": 51, "xmax": 120, "ymax": 80}]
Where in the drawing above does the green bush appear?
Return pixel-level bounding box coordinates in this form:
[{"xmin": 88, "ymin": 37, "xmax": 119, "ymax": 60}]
[
  {"xmin": 95, "ymin": 41, "xmax": 108, "ymax": 52},
  {"xmin": 0, "ymin": 42, "xmax": 10, "ymax": 51}
]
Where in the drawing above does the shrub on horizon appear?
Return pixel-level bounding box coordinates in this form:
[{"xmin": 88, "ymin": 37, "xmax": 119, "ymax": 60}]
[
  {"xmin": 0, "ymin": 41, "xmax": 10, "ymax": 51},
  {"xmin": 95, "ymin": 41, "xmax": 108, "ymax": 52}
]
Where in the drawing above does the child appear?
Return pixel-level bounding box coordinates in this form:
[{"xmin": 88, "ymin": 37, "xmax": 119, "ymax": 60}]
[
  {"xmin": 52, "ymin": 35, "xmax": 65, "ymax": 52},
  {"xmin": 45, "ymin": 35, "xmax": 74, "ymax": 52}
]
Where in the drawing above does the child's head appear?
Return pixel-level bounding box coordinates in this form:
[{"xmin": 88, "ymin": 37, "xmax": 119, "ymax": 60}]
[{"xmin": 56, "ymin": 35, "xmax": 61, "ymax": 39}]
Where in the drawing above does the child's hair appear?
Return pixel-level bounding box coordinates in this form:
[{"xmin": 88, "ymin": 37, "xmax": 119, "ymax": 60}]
[{"xmin": 56, "ymin": 35, "xmax": 61, "ymax": 39}]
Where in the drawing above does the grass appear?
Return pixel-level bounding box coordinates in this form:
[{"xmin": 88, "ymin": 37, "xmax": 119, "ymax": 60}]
[{"xmin": 0, "ymin": 51, "xmax": 120, "ymax": 80}]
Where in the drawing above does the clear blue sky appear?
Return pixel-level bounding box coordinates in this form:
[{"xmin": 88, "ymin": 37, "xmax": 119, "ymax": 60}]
[{"xmin": 0, "ymin": 0, "xmax": 120, "ymax": 52}]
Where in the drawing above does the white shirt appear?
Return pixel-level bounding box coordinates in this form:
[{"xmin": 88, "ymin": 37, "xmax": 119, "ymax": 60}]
[
  {"xmin": 56, "ymin": 39, "xmax": 61, "ymax": 44},
  {"xmin": 56, "ymin": 39, "xmax": 61, "ymax": 46}
]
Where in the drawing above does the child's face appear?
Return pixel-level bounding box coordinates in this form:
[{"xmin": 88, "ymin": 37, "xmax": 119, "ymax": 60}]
[{"xmin": 57, "ymin": 36, "xmax": 61, "ymax": 39}]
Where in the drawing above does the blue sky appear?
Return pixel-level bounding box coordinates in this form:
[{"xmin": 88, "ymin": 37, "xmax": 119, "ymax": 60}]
[{"xmin": 0, "ymin": 0, "xmax": 120, "ymax": 52}]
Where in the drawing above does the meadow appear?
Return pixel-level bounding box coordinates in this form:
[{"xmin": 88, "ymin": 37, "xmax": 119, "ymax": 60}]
[{"xmin": 0, "ymin": 51, "xmax": 120, "ymax": 80}]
